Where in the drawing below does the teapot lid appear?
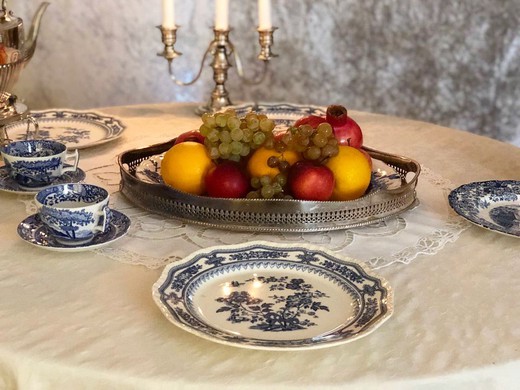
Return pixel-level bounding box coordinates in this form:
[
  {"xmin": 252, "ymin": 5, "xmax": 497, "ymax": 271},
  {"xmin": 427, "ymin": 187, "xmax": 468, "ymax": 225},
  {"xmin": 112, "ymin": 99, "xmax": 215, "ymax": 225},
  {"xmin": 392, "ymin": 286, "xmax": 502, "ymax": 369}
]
[{"xmin": 0, "ymin": 0, "xmax": 23, "ymax": 31}]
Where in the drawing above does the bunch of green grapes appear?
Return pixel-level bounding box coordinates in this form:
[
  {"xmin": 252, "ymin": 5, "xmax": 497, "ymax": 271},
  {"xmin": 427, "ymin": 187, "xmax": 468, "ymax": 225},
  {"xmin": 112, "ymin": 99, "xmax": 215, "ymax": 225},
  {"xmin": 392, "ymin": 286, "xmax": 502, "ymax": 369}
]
[
  {"xmin": 277, "ymin": 122, "xmax": 339, "ymax": 162},
  {"xmin": 246, "ymin": 173, "xmax": 291, "ymax": 199},
  {"xmin": 199, "ymin": 110, "xmax": 276, "ymax": 162}
]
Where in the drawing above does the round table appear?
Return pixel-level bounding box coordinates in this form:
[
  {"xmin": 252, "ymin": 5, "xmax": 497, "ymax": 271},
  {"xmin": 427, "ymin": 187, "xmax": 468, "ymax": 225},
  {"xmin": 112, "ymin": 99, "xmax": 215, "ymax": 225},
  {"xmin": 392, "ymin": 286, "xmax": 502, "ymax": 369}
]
[{"xmin": 0, "ymin": 103, "xmax": 519, "ymax": 389}]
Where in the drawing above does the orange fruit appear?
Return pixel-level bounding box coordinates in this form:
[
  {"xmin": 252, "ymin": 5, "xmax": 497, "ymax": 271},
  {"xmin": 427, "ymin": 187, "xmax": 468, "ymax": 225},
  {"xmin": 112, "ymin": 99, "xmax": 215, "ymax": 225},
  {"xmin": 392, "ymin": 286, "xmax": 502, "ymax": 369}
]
[
  {"xmin": 161, "ymin": 141, "xmax": 215, "ymax": 195},
  {"xmin": 325, "ymin": 146, "xmax": 372, "ymax": 201},
  {"xmin": 247, "ymin": 147, "xmax": 300, "ymax": 178}
]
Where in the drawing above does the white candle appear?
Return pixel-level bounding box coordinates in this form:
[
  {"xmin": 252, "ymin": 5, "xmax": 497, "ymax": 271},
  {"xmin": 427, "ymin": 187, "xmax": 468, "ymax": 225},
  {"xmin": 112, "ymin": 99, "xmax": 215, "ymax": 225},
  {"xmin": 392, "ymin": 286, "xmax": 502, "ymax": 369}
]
[
  {"xmin": 258, "ymin": 0, "xmax": 271, "ymax": 30},
  {"xmin": 215, "ymin": 0, "xmax": 229, "ymax": 30},
  {"xmin": 162, "ymin": 0, "xmax": 175, "ymax": 29}
]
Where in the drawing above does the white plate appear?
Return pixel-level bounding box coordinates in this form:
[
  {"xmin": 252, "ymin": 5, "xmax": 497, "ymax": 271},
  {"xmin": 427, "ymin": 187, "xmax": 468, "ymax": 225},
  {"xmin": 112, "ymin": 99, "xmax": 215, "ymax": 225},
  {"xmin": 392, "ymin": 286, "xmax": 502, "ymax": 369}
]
[
  {"xmin": 448, "ymin": 180, "xmax": 520, "ymax": 238},
  {"xmin": 5, "ymin": 110, "xmax": 126, "ymax": 149},
  {"xmin": 0, "ymin": 165, "xmax": 86, "ymax": 195},
  {"xmin": 153, "ymin": 241, "xmax": 393, "ymax": 350},
  {"xmin": 17, "ymin": 210, "xmax": 131, "ymax": 251}
]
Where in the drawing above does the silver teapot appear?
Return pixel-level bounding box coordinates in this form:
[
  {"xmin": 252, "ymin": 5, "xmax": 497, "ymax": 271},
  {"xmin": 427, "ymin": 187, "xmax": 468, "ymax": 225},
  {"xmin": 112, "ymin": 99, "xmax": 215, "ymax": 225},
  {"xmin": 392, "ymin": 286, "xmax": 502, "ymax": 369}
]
[
  {"xmin": 0, "ymin": 0, "xmax": 48, "ymax": 133},
  {"xmin": 0, "ymin": 0, "xmax": 49, "ymax": 61}
]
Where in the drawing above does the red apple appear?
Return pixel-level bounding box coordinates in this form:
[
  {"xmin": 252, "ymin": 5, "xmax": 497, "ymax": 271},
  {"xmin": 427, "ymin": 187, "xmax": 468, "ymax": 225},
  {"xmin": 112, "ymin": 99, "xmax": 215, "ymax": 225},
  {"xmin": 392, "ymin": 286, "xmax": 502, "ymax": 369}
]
[
  {"xmin": 288, "ymin": 160, "xmax": 335, "ymax": 201},
  {"xmin": 205, "ymin": 162, "xmax": 250, "ymax": 198},
  {"xmin": 325, "ymin": 105, "xmax": 363, "ymax": 148},
  {"xmin": 174, "ymin": 130, "xmax": 205, "ymax": 145},
  {"xmin": 294, "ymin": 115, "xmax": 327, "ymax": 129}
]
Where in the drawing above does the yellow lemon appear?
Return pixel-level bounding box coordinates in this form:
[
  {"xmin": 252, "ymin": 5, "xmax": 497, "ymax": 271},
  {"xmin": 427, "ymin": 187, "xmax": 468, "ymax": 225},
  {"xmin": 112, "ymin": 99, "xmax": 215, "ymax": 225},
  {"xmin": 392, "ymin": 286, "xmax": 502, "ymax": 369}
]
[
  {"xmin": 247, "ymin": 147, "xmax": 300, "ymax": 178},
  {"xmin": 325, "ymin": 146, "xmax": 372, "ymax": 201},
  {"xmin": 161, "ymin": 141, "xmax": 215, "ymax": 195}
]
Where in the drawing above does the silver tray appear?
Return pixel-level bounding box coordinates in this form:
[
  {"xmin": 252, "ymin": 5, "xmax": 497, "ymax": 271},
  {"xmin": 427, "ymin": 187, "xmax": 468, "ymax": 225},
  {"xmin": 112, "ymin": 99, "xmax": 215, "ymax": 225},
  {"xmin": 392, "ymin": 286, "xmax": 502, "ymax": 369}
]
[{"xmin": 118, "ymin": 139, "xmax": 420, "ymax": 232}]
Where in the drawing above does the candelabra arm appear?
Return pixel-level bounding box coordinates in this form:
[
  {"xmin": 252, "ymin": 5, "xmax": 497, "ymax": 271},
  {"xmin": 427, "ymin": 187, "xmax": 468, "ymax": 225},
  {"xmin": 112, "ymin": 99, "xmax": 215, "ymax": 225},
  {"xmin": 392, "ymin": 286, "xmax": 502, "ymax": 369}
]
[
  {"xmin": 168, "ymin": 43, "xmax": 214, "ymax": 86},
  {"xmin": 231, "ymin": 45, "xmax": 268, "ymax": 86}
]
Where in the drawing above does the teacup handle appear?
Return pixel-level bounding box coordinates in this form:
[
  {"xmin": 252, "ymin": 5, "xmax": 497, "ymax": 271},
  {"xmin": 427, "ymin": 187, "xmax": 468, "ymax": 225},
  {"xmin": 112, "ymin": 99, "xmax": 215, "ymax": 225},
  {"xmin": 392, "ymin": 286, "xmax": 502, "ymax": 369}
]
[
  {"xmin": 62, "ymin": 149, "xmax": 80, "ymax": 173},
  {"xmin": 93, "ymin": 206, "xmax": 110, "ymax": 233}
]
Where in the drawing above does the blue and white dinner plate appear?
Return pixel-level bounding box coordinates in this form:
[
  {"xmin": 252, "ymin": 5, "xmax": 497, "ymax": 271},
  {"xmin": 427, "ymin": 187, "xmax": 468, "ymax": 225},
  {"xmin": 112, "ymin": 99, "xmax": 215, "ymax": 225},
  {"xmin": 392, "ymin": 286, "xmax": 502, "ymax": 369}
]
[
  {"xmin": 17, "ymin": 210, "xmax": 131, "ymax": 252},
  {"xmin": 448, "ymin": 180, "xmax": 520, "ymax": 238},
  {"xmin": 0, "ymin": 165, "xmax": 86, "ymax": 195},
  {"xmin": 153, "ymin": 241, "xmax": 393, "ymax": 350},
  {"xmin": 232, "ymin": 102, "xmax": 327, "ymax": 128},
  {"xmin": 5, "ymin": 110, "xmax": 126, "ymax": 150}
]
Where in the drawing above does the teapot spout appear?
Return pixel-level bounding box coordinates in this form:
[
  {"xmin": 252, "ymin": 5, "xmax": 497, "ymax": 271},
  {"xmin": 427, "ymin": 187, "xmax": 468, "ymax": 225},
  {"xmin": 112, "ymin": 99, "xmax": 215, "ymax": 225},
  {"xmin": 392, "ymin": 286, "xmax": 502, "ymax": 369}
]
[{"xmin": 24, "ymin": 2, "xmax": 50, "ymax": 59}]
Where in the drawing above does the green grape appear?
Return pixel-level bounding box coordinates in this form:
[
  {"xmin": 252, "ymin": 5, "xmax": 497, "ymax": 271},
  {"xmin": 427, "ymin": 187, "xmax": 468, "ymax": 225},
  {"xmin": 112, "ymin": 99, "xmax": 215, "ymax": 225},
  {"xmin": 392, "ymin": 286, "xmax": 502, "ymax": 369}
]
[
  {"xmin": 317, "ymin": 122, "xmax": 333, "ymax": 137},
  {"xmin": 259, "ymin": 118, "xmax": 275, "ymax": 133},
  {"xmin": 246, "ymin": 115, "xmax": 260, "ymax": 130},
  {"xmin": 228, "ymin": 154, "xmax": 241, "ymax": 162},
  {"xmin": 282, "ymin": 132, "xmax": 293, "ymax": 145},
  {"xmin": 242, "ymin": 128, "xmax": 253, "ymax": 142},
  {"xmin": 312, "ymin": 133, "xmax": 328, "ymax": 148},
  {"xmin": 202, "ymin": 113, "xmax": 216, "ymax": 127},
  {"xmin": 207, "ymin": 129, "xmax": 220, "ymax": 143},
  {"xmin": 305, "ymin": 146, "xmax": 321, "ymax": 160},
  {"xmin": 261, "ymin": 184, "xmax": 275, "ymax": 199},
  {"xmin": 218, "ymin": 142, "xmax": 231, "ymax": 155},
  {"xmin": 199, "ymin": 124, "xmax": 212, "ymax": 136},
  {"xmin": 227, "ymin": 116, "xmax": 241, "ymax": 131},
  {"xmin": 274, "ymin": 173, "xmax": 287, "ymax": 186},
  {"xmin": 263, "ymin": 137, "xmax": 274, "ymax": 149},
  {"xmin": 209, "ymin": 146, "xmax": 220, "ymax": 159},
  {"xmin": 219, "ymin": 130, "xmax": 231, "ymax": 143},
  {"xmin": 230, "ymin": 127, "xmax": 244, "ymax": 141},
  {"xmin": 272, "ymin": 182, "xmax": 283, "ymax": 193},
  {"xmin": 260, "ymin": 175, "xmax": 271, "ymax": 186},
  {"xmin": 239, "ymin": 144, "xmax": 250, "ymax": 157},
  {"xmin": 251, "ymin": 177, "xmax": 261, "ymax": 189},
  {"xmin": 246, "ymin": 191, "xmax": 259, "ymax": 198},
  {"xmin": 230, "ymin": 141, "xmax": 242, "ymax": 155},
  {"xmin": 298, "ymin": 135, "xmax": 310, "ymax": 146},
  {"xmin": 252, "ymin": 131, "xmax": 266, "ymax": 146},
  {"xmin": 299, "ymin": 125, "xmax": 314, "ymax": 137},
  {"xmin": 215, "ymin": 113, "xmax": 228, "ymax": 127},
  {"xmin": 321, "ymin": 144, "xmax": 338, "ymax": 159}
]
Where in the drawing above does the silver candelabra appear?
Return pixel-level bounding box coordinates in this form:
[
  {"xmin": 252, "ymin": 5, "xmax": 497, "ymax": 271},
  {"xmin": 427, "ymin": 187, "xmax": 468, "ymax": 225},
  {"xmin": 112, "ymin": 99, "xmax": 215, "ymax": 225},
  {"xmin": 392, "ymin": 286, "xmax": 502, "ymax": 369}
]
[{"xmin": 157, "ymin": 25, "xmax": 277, "ymax": 115}]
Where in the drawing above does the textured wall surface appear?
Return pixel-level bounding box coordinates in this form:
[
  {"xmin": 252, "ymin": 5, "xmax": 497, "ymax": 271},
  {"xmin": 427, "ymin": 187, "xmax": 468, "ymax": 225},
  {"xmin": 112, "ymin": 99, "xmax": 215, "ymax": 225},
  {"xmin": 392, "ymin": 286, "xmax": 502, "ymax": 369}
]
[{"xmin": 12, "ymin": 0, "xmax": 520, "ymax": 146}]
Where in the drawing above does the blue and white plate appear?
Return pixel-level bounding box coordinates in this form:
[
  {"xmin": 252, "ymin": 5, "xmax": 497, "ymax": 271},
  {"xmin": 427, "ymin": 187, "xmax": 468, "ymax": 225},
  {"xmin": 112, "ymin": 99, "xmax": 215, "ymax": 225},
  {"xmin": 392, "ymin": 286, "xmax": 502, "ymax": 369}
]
[
  {"xmin": 232, "ymin": 102, "xmax": 326, "ymax": 129},
  {"xmin": 448, "ymin": 180, "xmax": 520, "ymax": 238},
  {"xmin": 0, "ymin": 165, "xmax": 86, "ymax": 195},
  {"xmin": 153, "ymin": 241, "xmax": 393, "ymax": 350},
  {"xmin": 17, "ymin": 210, "xmax": 131, "ymax": 252},
  {"xmin": 5, "ymin": 110, "xmax": 126, "ymax": 149}
]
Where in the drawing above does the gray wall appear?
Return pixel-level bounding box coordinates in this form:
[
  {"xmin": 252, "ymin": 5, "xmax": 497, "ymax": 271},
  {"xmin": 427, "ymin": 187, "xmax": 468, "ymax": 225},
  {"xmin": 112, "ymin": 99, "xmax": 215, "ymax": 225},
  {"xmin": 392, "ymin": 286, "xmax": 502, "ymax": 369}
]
[{"xmin": 13, "ymin": 0, "xmax": 520, "ymax": 146}]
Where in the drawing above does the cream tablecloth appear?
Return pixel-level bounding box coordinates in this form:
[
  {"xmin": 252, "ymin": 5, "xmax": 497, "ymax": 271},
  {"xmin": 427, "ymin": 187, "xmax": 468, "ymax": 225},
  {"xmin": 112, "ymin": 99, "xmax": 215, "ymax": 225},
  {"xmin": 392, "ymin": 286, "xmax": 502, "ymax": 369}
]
[{"xmin": 0, "ymin": 103, "xmax": 519, "ymax": 389}]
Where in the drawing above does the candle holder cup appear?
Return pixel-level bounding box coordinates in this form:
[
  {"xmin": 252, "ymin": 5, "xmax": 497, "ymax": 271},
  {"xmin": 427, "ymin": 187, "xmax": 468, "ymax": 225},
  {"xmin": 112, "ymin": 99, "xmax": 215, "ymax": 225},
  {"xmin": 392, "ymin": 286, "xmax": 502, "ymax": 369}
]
[{"xmin": 157, "ymin": 25, "xmax": 277, "ymax": 115}]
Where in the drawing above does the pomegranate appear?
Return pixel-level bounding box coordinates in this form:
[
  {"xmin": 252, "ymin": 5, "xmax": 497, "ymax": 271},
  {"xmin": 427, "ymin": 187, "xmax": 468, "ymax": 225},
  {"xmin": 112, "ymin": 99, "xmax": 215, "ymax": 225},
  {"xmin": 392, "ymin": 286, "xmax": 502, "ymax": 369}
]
[{"xmin": 325, "ymin": 105, "xmax": 363, "ymax": 148}]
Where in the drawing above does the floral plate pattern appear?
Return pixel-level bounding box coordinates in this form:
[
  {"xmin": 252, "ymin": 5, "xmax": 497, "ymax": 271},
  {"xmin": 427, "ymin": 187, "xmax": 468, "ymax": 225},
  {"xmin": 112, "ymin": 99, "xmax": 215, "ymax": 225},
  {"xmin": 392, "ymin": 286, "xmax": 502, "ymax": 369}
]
[
  {"xmin": 17, "ymin": 209, "xmax": 131, "ymax": 252},
  {"xmin": 5, "ymin": 110, "xmax": 126, "ymax": 149},
  {"xmin": 0, "ymin": 165, "xmax": 86, "ymax": 195},
  {"xmin": 153, "ymin": 241, "xmax": 393, "ymax": 350},
  {"xmin": 448, "ymin": 180, "xmax": 520, "ymax": 238}
]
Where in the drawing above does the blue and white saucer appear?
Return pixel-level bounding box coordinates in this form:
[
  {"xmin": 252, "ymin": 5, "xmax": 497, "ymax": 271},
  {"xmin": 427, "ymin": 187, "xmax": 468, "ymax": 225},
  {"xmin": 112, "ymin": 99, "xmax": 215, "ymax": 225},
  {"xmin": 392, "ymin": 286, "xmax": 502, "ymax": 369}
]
[
  {"xmin": 0, "ymin": 165, "xmax": 86, "ymax": 195},
  {"xmin": 153, "ymin": 241, "xmax": 393, "ymax": 351},
  {"xmin": 5, "ymin": 109, "xmax": 126, "ymax": 150},
  {"xmin": 448, "ymin": 180, "xmax": 520, "ymax": 238},
  {"xmin": 17, "ymin": 210, "xmax": 131, "ymax": 252}
]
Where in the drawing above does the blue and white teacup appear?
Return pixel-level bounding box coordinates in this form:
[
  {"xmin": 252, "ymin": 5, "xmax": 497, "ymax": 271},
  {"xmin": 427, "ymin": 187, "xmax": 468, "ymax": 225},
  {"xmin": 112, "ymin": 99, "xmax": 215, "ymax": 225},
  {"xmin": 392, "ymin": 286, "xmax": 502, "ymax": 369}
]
[
  {"xmin": 1, "ymin": 140, "xmax": 79, "ymax": 189},
  {"xmin": 35, "ymin": 183, "xmax": 110, "ymax": 245}
]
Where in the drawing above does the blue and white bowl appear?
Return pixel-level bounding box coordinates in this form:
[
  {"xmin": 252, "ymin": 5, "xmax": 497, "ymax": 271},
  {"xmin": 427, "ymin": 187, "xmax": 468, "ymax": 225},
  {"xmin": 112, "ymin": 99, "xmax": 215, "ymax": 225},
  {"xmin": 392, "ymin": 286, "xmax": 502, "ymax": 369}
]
[
  {"xmin": 35, "ymin": 183, "xmax": 110, "ymax": 245},
  {"xmin": 1, "ymin": 140, "xmax": 79, "ymax": 189}
]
